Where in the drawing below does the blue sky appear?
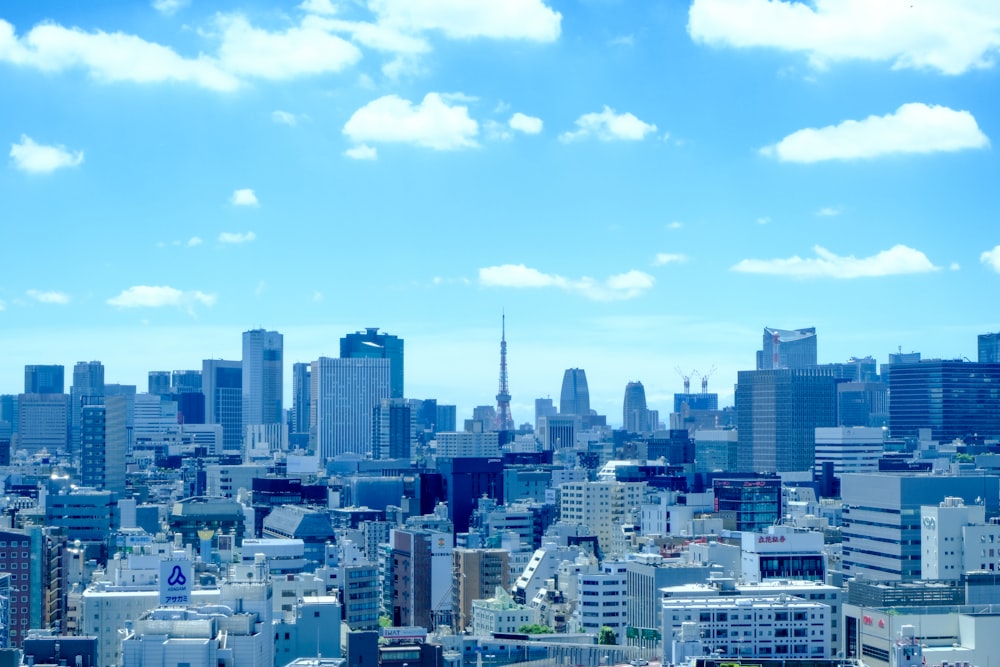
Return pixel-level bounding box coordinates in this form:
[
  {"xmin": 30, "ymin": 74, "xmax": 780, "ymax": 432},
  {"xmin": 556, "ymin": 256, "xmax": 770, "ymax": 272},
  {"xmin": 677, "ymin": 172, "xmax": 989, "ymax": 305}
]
[{"xmin": 2, "ymin": 0, "xmax": 999, "ymax": 425}]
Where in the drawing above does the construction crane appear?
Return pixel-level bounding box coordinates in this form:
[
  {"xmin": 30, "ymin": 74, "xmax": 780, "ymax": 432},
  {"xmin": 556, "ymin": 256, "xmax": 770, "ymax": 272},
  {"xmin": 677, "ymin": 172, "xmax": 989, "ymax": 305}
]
[
  {"xmin": 675, "ymin": 366, "xmax": 694, "ymax": 394},
  {"xmin": 701, "ymin": 365, "xmax": 717, "ymax": 393}
]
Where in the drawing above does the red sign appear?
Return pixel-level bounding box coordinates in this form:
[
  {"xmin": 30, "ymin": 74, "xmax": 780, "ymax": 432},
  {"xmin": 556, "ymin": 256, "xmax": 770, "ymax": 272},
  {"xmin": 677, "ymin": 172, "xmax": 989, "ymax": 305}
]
[
  {"xmin": 758, "ymin": 535, "xmax": 787, "ymax": 544},
  {"xmin": 863, "ymin": 616, "xmax": 873, "ymax": 625}
]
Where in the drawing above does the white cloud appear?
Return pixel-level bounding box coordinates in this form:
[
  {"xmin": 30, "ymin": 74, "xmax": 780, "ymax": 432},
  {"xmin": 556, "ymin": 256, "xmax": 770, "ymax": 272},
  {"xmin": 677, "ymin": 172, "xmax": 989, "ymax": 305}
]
[
  {"xmin": 218, "ymin": 231, "xmax": 256, "ymax": 244},
  {"xmin": 949, "ymin": 262, "xmax": 961, "ymax": 271},
  {"xmin": 478, "ymin": 263, "xmax": 655, "ymax": 301},
  {"xmin": 26, "ymin": 289, "xmax": 70, "ymax": 304},
  {"xmin": 559, "ymin": 106, "xmax": 657, "ymax": 142},
  {"xmin": 731, "ymin": 244, "xmax": 939, "ymax": 279},
  {"xmin": 299, "ymin": 0, "xmax": 338, "ymax": 16},
  {"xmin": 216, "ymin": 14, "xmax": 362, "ymax": 80},
  {"xmin": 343, "ymin": 92, "xmax": 478, "ymax": 151},
  {"xmin": 653, "ymin": 253, "xmax": 687, "ymax": 266},
  {"xmin": 816, "ymin": 206, "xmax": 842, "ymax": 217},
  {"xmin": 667, "ymin": 221, "xmax": 683, "ymax": 230},
  {"xmin": 345, "ymin": 144, "xmax": 378, "ymax": 160},
  {"xmin": 271, "ymin": 110, "xmax": 298, "ymax": 126},
  {"xmin": 610, "ymin": 34, "xmax": 634, "ymax": 47},
  {"xmin": 981, "ymin": 245, "xmax": 1000, "ymax": 272},
  {"xmin": 0, "ymin": 300, "xmax": 5, "ymax": 311},
  {"xmin": 756, "ymin": 216, "xmax": 771, "ymax": 225},
  {"xmin": 152, "ymin": 0, "xmax": 189, "ymax": 16},
  {"xmin": 484, "ymin": 120, "xmax": 512, "ymax": 142},
  {"xmin": 0, "ymin": 19, "xmax": 240, "ymax": 91},
  {"xmin": 230, "ymin": 188, "xmax": 259, "ymax": 206},
  {"xmin": 187, "ymin": 236, "xmax": 203, "ymax": 247},
  {"xmin": 312, "ymin": 291, "xmax": 324, "ymax": 302},
  {"xmin": 688, "ymin": 0, "xmax": 1000, "ymax": 75},
  {"xmin": 761, "ymin": 103, "xmax": 989, "ymax": 163},
  {"xmin": 9, "ymin": 135, "xmax": 83, "ymax": 174},
  {"xmin": 509, "ymin": 112, "xmax": 543, "ymax": 134},
  {"xmin": 368, "ymin": 0, "xmax": 562, "ymax": 42},
  {"xmin": 306, "ymin": 15, "xmax": 430, "ymax": 56},
  {"xmin": 107, "ymin": 285, "xmax": 216, "ymax": 308}
]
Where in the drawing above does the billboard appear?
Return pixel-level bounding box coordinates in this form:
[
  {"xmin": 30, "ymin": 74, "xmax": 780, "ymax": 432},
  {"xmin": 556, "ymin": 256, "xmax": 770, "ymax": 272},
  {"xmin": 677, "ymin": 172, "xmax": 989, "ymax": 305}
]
[{"xmin": 159, "ymin": 559, "xmax": 193, "ymax": 606}]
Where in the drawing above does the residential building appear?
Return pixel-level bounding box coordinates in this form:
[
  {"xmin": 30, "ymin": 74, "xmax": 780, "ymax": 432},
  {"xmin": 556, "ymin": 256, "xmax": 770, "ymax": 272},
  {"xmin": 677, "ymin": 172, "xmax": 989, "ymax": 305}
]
[
  {"xmin": 559, "ymin": 480, "xmax": 645, "ymax": 555},
  {"xmin": 471, "ymin": 587, "xmax": 538, "ymax": 637}
]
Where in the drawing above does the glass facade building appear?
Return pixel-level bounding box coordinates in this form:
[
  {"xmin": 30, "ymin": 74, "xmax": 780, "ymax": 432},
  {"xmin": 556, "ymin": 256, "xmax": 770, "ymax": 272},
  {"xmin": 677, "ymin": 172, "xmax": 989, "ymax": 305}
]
[
  {"xmin": 759, "ymin": 327, "xmax": 817, "ymax": 370},
  {"xmin": 340, "ymin": 328, "xmax": 404, "ymax": 399},
  {"xmin": 713, "ymin": 478, "xmax": 782, "ymax": 532},
  {"xmin": 884, "ymin": 359, "xmax": 1000, "ymax": 441}
]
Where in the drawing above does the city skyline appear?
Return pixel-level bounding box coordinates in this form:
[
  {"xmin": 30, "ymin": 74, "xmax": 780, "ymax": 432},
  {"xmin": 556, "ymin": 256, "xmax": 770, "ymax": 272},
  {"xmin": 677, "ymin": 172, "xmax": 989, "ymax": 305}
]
[{"xmin": 1, "ymin": 1, "xmax": 998, "ymax": 424}]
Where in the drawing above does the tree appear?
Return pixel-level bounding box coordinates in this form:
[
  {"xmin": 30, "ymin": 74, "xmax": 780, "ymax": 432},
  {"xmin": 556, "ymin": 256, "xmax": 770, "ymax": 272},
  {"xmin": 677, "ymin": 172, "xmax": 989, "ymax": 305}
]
[
  {"xmin": 598, "ymin": 626, "xmax": 618, "ymax": 645},
  {"xmin": 518, "ymin": 624, "xmax": 554, "ymax": 634}
]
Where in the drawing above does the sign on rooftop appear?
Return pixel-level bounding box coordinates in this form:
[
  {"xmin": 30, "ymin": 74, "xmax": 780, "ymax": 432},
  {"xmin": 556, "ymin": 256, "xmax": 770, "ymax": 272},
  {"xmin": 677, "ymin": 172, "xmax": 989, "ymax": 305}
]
[{"xmin": 159, "ymin": 559, "xmax": 192, "ymax": 606}]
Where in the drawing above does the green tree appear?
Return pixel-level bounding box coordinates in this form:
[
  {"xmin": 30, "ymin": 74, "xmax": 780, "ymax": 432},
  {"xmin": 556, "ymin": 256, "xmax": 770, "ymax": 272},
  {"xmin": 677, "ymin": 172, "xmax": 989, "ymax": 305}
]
[
  {"xmin": 598, "ymin": 626, "xmax": 618, "ymax": 645},
  {"xmin": 378, "ymin": 615, "xmax": 392, "ymax": 628},
  {"xmin": 518, "ymin": 624, "xmax": 554, "ymax": 634}
]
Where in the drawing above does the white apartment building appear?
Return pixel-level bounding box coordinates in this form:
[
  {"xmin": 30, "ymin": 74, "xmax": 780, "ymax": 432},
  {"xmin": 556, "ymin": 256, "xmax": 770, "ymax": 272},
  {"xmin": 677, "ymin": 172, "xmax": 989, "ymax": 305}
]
[
  {"xmin": 572, "ymin": 561, "xmax": 628, "ymax": 643},
  {"xmin": 559, "ymin": 480, "xmax": 645, "ymax": 555},
  {"xmin": 471, "ymin": 587, "xmax": 538, "ymax": 637}
]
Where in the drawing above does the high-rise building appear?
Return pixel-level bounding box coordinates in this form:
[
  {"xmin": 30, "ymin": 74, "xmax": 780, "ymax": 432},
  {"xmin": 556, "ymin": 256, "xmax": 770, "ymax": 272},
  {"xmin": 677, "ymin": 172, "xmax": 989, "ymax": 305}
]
[
  {"xmin": 373, "ymin": 397, "xmax": 412, "ymax": 460},
  {"xmin": 534, "ymin": 398, "xmax": 556, "ymax": 433},
  {"xmin": 979, "ymin": 332, "xmax": 1000, "ymax": 363},
  {"xmin": 71, "ymin": 361, "xmax": 105, "ymax": 454},
  {"xmin": 311, "ymin": 357, "xmax": 390, "ymax": 459},
  {"xmin": 837, "ymin": 381, "xmax": 888, "ymax": 428},
  {"xmin": 623, "ymin": 380, "xmax": 651, "ymax": 433},
  {"xmin": 80, "ymin": 395, "xmax": 129, "ymax": 494},
  {"xmin": 242, "ymin": 328, "xmax": 283, "ymax": 430},
  {"xmin": 559, "ymin": 368, "xmax": 590, "ymax": 416},
  {"xmin": 813, "ymin": 426, "xmax": 884, "ymax": 479},
  {"xmin": 291, "ymin": 362, "xmax": 311, "ymax": 437},
  {"xmin": 884, "ymin": 359, "xmax": 1000, "ymax": 442},
  {"xmin": 24, "ymin": 365, "xmax": 64, "ymax": 394},
  {"xmin": 170, "ymin": 370, "xmax": 202, "ymax": 394},
  {"xmin": 17, "ymin": 393, "xmax": 68, "ymax": 454},
  {"xmin": 735, "ymin": 368, "xmax": 838, "ymax": 473},
  {"xmin": 340, "ymin": 327, "xmax": 404, "ymax": 399},
  {"xmin": 758, "ymin": 326, "xmax": 817, "ymax": 370},
  {"xmin": 147, "ymin": 371, "xmax": 171, "ymax": 396},
  {"xmin": 202, "ymin": 359, "xmax": 242, "ymax": 452}
]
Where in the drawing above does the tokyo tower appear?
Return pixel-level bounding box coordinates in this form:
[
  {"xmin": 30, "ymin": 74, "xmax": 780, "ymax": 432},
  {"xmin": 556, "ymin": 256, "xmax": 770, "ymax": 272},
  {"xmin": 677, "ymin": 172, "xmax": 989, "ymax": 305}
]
[{"xmin": 494, "ymin": 314, "xmax": 514, "ymax": 431}]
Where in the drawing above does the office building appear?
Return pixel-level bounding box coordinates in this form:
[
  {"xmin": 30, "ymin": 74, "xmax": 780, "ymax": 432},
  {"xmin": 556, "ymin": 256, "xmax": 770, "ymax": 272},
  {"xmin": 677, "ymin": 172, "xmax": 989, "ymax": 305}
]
[
  {"xmin": 241, "ymin": 328, "xmax": 283, "ymax": 430},
  {"xmin": 714, "ymin": 477, "xmax": 782, "ymax": 533},
  {"xmin": 814, "ymin": 426, "xmax": 884, "ymax": 479},
  {"xmin": 373, "ymin": 397, "xmax": 412, "ymax": 460},
  {"xmin": 122, "ymin": 607, "xmax": 272, "ymax": 667},
  {"xmin": 573, "ymin": 561, "xmax": 628, "ymax": 642},
  {"xmin": 837, "ymin": 381, "xmax": 888, "ymax": 428},
  {"xmin": 735, "ymin": 368, "xmax": 838, "ymax": 473},
  {"xmin": 758, "ymin": 326, "xmax": 817, "ymax": 370},
  {"xmin": 559, "ymin": 480, "xmax": 645, "ymax": 555},
  {"xmin": 559, "ymin": 368, "xmax": 590, "ymax": 415},
  {"xmin": 980, "ymin": 332, "xmax": 1000, "ymax": 363},
  {"xmin": 437, "ymin": 457, "xmax": 504, "ymax": 534},
  {"xmin": 920, "ymin": 497, "xmax": 1000, "ymax": 581},
  {"xmin": 24, "ymin": 365, "xmax": 64, "ymax": 394},
  {"xmin": 202, "ymin": 359, "xmax": 242, "ymax": 452},
  {"xmin": 740, "ymin": 525, "xmax": 825, "ymax": 584},
  {"xmin": 46, "ymin": 489, "xmax": 116, "ymax": 543},
  {"xmin": 693, "ymin": 429, "xmax": 738, "ymax": 473},
  {"xmin": 341, "ymin": 327, "xmax": 404, "ymax": 398},
  {"xmin": 71, "ymin": 361, "xmax": 105, "ymax": 454},
  {"xmin": 623, "ymin": 381, "xmax": 652, "ymax": 433},
  {"xmin": 841, "ymin": 472, "xmax": 1000, "ymax": 581},
  {"xmin": 435, "ymin": 430, "xmax": 500, "ymax": 458},
  {"xmin": 390, "ymin": 528, "xmax": 453, "ymax": 629},
  {"xmin": 884, "ymin": 359, "xmax": 1000, "ymax": 442},
  {"xmin": 16, "ymin": 392, "xmax": 68, "ymax": 453},
  {"xmin": 147, "ymin": 371, "xmax": 172, "ymax": 395},
  {"xmin": 171, "ymin": 370, "xmax": 202, "ymax": 394},
  {"xmin": 291, "ymin": 362, "xmax": 311, "ymax": 438},
  {"xmin": 311, "ymin": 357, "xmax": 390, "ymax": 459}
]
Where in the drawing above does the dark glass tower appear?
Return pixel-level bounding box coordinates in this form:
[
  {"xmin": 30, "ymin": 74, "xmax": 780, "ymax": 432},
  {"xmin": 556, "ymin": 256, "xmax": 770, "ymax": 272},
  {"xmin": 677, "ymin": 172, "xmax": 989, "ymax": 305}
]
[
  {"xmin": 736, "ymin": 368, "xmax": 838, "ymax": 473},
  {"xmin": 340, "ymin": 328, "xmax": 404, "ymax": 399},
  {"xmin": 979, "ymin": 332, "xmax": 1000, "ymax": 363},
  {"xmin": 559, "ymin": 368, "xmax": 590, "ymax": 416},
  {"xmin": 885, "ymin": 359, "xmax": 1000, "ymax": 441},
  {"xmin": 24, "ymin": 365, "xmax": 64, "ymax": 394}
]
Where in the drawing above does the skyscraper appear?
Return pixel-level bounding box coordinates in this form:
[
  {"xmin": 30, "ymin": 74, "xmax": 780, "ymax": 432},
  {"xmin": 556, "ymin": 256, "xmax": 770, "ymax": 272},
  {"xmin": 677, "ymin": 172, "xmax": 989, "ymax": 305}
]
[
  {"xmin": 884, "ymin": 359, "xmax": 1000, "ymax": 442},
  {"xmin": 311, "ymin": 357, "xmax": 390, "ymax": 459},
  {"xmin": 291, "ymin": 362, "xmax": 311, "ymax": 437},
  {"xmin": 622, "ymin": 380, "xmax": 651, "ymax": 433},
  {"xmin": 373, "ymin": 397, "xmax": 412, "ymax": 460},
  {"xmin": 203, "ymin": 359, "xmax": 243, "ymax": 452},
  {"xmin": 340, "ymin": 328, "xmax": 404, "ymax": 399},
  {"xmin": 979, "ymin": 332, "xmax": 1000, "ymax": 363},
  {"xmin": 171, "ymin": 370, "xmax": 202, "ymax": 394},
  {"xmin": 24, "ymin": 365, "xmax": 64, "ymax": 394},
  {"xmin": 71, "ymin": 361, "xmax": 104, "ymax": 454},
  {"xmin": 147, "ymin": 371, "xmax": 171, "ymax": 396},
  {"xmin": 758, "ymin": 326, "xmax": 817, "ymax": 370},
  {"xmin": 242, "ymin": 328, "xmax": 284, "ymax": 430},
  {"xmin": 735, "ymin": 368, "xmax": 838, "ymax": 473},
  {"xmin": 559, "ymin": 368, "xmax": 590, "ymax": 416}
]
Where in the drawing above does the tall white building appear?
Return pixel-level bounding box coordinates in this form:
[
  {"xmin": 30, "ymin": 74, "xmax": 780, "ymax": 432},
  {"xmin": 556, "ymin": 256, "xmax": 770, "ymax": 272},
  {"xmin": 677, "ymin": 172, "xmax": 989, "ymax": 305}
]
[
  {"xmin": 435, "ymin": 431, "xmax": 501, "ymax": 457},
  {"xmin": 572, "ymin": 561, "xmax": 628, "ymax": 643},
  {"xmin": 311, "ymin": 357, "xmax": 390, "ymax": 459},
  {"xmin": 242, "ymin": 329, "xmax": 283, "ymax": 430},
  {"xmin": 559, "ymin": 480, "xmax": 645, "ymax": 555}
]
